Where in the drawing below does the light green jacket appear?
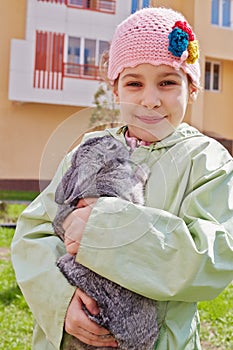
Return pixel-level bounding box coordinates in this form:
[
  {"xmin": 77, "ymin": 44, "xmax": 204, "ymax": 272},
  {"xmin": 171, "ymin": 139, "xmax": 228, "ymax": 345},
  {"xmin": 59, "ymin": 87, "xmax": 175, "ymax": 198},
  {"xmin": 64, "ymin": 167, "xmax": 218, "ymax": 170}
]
[{"xmin": 11, "ymin": 123, "xmax": 233, "ymax": 350}]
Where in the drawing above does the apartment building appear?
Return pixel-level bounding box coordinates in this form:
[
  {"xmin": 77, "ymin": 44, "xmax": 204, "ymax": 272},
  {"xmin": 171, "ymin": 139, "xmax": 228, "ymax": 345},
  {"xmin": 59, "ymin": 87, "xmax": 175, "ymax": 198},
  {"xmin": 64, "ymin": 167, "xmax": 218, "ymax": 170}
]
[
  {"xmin": 187, "ymin": 0, "xmax": 233, "ymax": 155},
  {"xmin": 1, "ymin": 0, "xmax": 233, "ymax": 191}
]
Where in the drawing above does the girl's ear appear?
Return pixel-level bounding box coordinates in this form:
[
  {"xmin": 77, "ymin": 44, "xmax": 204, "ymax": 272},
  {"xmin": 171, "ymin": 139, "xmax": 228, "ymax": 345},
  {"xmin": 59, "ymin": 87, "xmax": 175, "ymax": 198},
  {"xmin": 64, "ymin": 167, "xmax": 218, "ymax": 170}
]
[
  {"xmin": 113, "ymin": 86, "xmax": 120, "ymax": 103},
  {"xmin": 114, "ymin": 95, "xmax": 120, "ymax": 103},
  {"xmin": 189, "ymin": 85, "xmax": 198, "ymax": 103}
]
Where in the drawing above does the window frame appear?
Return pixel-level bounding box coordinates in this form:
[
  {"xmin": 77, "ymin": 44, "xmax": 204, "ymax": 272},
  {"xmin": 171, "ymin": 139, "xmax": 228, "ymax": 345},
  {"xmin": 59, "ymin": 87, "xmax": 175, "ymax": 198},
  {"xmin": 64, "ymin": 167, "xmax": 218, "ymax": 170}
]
[
  {"xmin": 204, "ymin": 60, "xmax": 221, "ymax": 92},
  {"xmin": 66, "ymin": 0, "xmax": 116, "ymax": 14},
  {"xmin": 211, "ymin": 0, "xmax": 233, "ymax": 28},
  {"xmin": 131, "ymin": 0, "xmax": 150, "ymax": 13},
  {"xmin": 64, "ymin": 36, "xmax": 109, "ymax": 79},
  {"xmin": 37, "ymin": 0, "xmax": 116, "ymax": 14}
]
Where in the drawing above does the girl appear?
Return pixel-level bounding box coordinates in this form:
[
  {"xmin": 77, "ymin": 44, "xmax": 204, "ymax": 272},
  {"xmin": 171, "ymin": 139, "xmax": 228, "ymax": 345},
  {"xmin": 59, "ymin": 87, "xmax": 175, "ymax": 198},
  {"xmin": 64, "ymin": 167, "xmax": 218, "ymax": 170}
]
[{"xmin": 12, "ymin": 7, "xmax": 233, "ymax": 350}]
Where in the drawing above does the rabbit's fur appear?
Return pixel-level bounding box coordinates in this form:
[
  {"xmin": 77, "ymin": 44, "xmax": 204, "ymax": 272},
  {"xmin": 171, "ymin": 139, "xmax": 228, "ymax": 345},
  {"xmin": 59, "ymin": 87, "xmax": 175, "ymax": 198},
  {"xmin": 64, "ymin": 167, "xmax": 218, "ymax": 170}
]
[{"xmin": 53, "ymin": 135, "xmax": 159, "ymax": 350}]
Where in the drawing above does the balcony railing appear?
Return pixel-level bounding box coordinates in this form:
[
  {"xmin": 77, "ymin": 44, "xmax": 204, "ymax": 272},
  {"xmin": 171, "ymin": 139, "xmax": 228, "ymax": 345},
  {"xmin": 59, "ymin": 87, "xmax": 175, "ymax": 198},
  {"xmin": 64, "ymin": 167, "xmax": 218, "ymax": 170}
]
[
  {"xmin": 63, "ymin": 62, "xmax": 101, "ymax": 81},
  {"xmin": 67, "ymin": 0, "xmax": 116, "ymax": 13},
  {"xmin": 37, "ymin": 0, "xmax": 66, "ymax": 4},
  {"xmin": 37, "ymin": 0, "xmax": 116, "ymax": 14}
]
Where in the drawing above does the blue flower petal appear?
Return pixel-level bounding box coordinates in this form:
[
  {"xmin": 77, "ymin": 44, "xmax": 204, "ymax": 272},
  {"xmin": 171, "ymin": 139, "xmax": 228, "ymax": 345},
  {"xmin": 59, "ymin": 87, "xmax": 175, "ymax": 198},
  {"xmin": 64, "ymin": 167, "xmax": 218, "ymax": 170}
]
[{"xmin": 168, "ymin": 28, "xmax": 189, "ymax": 58}]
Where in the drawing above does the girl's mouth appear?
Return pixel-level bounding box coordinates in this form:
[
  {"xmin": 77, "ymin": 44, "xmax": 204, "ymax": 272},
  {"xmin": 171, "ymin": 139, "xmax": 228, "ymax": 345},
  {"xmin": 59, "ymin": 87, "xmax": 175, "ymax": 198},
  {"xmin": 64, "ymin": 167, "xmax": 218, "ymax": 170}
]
[{"xmin": 135, "ymin": 115, "xmax": 166, "ymax": 124}]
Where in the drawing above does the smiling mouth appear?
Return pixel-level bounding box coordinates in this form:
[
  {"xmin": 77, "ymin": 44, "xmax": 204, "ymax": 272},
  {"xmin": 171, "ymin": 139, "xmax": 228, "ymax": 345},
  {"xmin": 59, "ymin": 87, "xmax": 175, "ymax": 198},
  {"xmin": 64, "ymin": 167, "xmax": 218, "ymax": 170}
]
[{"xmin": 136, "ymin": 115, "xmax": 166, "ymax": 124}]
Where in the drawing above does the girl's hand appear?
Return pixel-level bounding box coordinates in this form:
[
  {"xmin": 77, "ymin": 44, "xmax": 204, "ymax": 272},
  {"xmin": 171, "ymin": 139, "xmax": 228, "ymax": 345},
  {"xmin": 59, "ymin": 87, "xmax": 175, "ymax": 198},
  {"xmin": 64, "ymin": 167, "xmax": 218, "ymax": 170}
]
[
  {"xmin": 65, "ymin": 288, "xmax": 117, "ymax": 348},
  {"xmin": 63, "ymin": 198, "xmax": 97, "ymax": 255}
]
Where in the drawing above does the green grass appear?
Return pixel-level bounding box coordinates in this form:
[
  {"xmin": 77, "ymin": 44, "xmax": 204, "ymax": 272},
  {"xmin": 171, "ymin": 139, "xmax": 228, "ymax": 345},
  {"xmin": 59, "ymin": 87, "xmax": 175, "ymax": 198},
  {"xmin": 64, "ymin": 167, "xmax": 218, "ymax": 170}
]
[
  {"xmin": 0, "ymin": 227, "xmax": 33, "ymax": 349},
  {"xmin": 0, "ymin": 190, "xmax": 39, "ymax": 202},
  {"xmin": 0, "ymin": 189, "xmax": 39, "ymax": 224},
  {"xmin": 0, "ymin": 203, "xmax": 27, "ymax": 223},
  {"xmin": 0, "ymin": 197, "xmax": 34, "ymax": 349},
  {"xmin": 0, "ymin": 258, "xmax": 33, "ymax": 349},
  {"xmin": 0, "ymin": 196, "xmax": 232, "ymax": 349},
  {"xmin": 0, "ymin": 227, "xmax": 16, "ymax": 246},
  {"xmin": 198, "ymin": 284, "xmax": 233, "ymax": 349}
]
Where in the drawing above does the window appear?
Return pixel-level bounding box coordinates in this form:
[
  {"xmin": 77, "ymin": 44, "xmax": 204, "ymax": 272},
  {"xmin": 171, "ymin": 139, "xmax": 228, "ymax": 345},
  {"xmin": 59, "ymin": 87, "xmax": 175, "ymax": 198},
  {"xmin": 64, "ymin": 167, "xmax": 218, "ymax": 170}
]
[
  {"xmin": 69, "ymin": 0, "xmax": 83, "ymax": 5},
  {"xmin": 84, "ymin": 39, "xmax": 96, "ymax": 75},
  {"xmin": 211, "ymin": 0, "xmax": 232, "ymax": 27},
  {"xmin": 38, "ymin": 0, "xmax": 116, "ymax": 13},
  {"xmin": 84, "ymin": 39, "xmax": 96, "ymax": 65},
  {"xmin": 67, "ymin": 0, "xmax": 116, "ymax": 13},
  {"xmin": 68, "ymin": 37, "xmax": 80, "ymax": 63},
  {"xmin": 205, "ymin": 61, "xmax": 221, "ymax": 91},
  {"xmin": 67, "ymin": 37, "xmax": 81, "ymax": 74},
  {"xmin": 37, "ymin": 0, "xmax": 66, "ymax": 4},
  {"xmin": 211, "ymin": 0, "xmax": 219, "ymax": 24},
  {"xmin": 222, "ymin": 0, "xmax": 231, "ymax": 26},
  {"xmin": 99, "ymin": 40, "xmax": 109, "ymax": 58},
  {"xmin": 131, "ymin": 0, "xmax": 150, "ymax": 13},
  {"xmin": 65, "ymin": 37, "xmax": 109, "ymax": 79}
]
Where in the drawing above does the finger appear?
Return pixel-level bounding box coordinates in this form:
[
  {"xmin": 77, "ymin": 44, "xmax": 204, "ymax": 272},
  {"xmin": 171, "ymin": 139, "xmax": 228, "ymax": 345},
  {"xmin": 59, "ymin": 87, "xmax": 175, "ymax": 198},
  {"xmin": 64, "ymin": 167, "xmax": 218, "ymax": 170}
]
[
  {"xmin": 65, "ymin": 243, "xmax": 79, "ymax": 256},
  {"xmin": 64, "ymin": 219, "xmax": 83, "ymax": 244},
  {"xmin": 63, "ymin": 213, "xmax": 85, "ymax": 235},
  {"xmin": 83, "ymin": 197, "xmax": 97, "ymax": 207},
  {"xmin": 66, "ymin": 291, "xmax": 110, "ymax": 336},
  {"xmin": 73, "ymin": 330, "xmax": 118, "ymax": 348},
  {"xmin": 77, "ymin": 198, "xmax": 87, "ymax": 208},
  {"xmin": 64, "ymin": 237, "xmax": 80, "ymax": 256},
  {"xmin": 77, "ymin": 197, "xmax": 97, "ymax": 208},
  {"xmin": 62, "ymin": 208, "xmax": 81, "ymax": 231},
  {"xmin": 62, "ymin": 212, "xmax": 72, "ymax": 231},
  {"xmin": 75, "ymin": 289, "xmax": 113, "ymax": 336},
  {"xmin": 77, "ymin": 288, "xmax": 99, "ymax": 316}
]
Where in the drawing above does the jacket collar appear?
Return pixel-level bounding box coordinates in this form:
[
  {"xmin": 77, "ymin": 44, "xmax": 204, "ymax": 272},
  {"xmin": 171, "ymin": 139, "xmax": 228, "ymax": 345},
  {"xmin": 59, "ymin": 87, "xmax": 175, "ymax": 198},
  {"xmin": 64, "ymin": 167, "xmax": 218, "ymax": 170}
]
[{"xmin": 106, "ymin": 123, "xmax": 203, "ymax": 150}]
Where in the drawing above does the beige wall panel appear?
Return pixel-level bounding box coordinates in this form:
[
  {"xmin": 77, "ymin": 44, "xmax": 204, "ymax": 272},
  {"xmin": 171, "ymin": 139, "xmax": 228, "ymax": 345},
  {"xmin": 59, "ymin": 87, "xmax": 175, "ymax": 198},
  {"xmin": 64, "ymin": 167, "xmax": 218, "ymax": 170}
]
[
  {"xmin": 0, "ymin": 1, "xmax": 85, "ymax": 183},
  {"xmin": 151, "ymin": 0, "xmax": 194, "ymax": 25},
  {"xmin": 1, "ymin": 103, "xmax": 84, "ymax": 180},
  {"xmin": 1, "ymin": 0, "xmax": 233, "ymax": 187},
  {"xmin": 151, "ymin": 0, "xmax": 182, "ymax": 11},
  {"xmin": 203, "ymin": 60, "xmax": 233, "ymax": 139},
  {"xmin": 195, "ymin": 0, "xmax": 233, "ymax": 60}
]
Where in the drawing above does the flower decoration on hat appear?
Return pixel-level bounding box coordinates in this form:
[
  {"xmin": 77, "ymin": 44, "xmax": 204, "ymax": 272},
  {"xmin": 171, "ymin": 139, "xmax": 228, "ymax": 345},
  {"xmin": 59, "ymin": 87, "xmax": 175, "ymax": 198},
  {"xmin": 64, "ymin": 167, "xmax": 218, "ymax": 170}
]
[{"xmin": 168, "ymin": 21, "xmax": 199, "ymax": 64}]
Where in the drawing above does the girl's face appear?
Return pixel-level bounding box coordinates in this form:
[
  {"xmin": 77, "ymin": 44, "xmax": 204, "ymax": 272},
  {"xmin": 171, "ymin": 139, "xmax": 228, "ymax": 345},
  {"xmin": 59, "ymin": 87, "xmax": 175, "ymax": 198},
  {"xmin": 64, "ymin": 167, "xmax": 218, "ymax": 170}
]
[{"xmin": 114, "ymin": 63, "xmax": 197, "ymax": 142}]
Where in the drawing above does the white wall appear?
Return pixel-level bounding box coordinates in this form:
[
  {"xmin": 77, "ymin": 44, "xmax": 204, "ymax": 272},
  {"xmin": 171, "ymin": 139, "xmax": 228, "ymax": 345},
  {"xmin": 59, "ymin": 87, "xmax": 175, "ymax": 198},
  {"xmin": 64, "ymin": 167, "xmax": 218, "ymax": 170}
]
[{"xmin": 8, "ymin": 0, "xmax": 132, "ymax": 107}]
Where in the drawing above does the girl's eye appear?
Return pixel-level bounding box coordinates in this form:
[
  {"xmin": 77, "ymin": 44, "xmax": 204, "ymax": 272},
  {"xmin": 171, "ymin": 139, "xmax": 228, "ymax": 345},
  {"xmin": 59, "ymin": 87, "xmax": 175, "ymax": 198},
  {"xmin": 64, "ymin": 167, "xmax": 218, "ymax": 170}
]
[
  {"xmin": 160, "ymin": 80, "xmax": 176, "ymax": 86},
  {"xmin": 126, "ymin": 81, "xmax": 142, "ymax": 87}
]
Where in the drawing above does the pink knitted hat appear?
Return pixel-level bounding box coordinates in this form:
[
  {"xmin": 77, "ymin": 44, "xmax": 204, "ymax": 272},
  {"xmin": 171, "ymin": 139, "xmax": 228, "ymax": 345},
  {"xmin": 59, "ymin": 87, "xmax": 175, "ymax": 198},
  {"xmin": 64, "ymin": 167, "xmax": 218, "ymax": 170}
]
[{"xmin": 108, "ymin": 7, "xmax": 200, "ymax": 87}]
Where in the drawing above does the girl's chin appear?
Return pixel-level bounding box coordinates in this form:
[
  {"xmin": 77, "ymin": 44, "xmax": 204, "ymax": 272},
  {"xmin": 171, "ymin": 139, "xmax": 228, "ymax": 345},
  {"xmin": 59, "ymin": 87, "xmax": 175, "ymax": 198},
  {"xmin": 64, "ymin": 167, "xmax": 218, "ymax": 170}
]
[
  {"xmin": 127, "ymin": 128, "xmax": 158, "ymax": 142},
  {"xmin": 127, "ymin": 123, "xmax": 175, "ymax": 142}
]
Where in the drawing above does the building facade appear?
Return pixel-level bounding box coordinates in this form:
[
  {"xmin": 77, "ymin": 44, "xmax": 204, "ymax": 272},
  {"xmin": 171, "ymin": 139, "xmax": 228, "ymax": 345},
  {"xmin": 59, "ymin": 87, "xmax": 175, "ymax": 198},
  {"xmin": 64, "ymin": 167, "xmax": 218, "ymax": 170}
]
[
  {"xmin": 9, "ymin": 0, "xmax": 135, "ymax": 106},
  {"xmin": 1, "ymin": 0, "xmax": 233, "ymax": 191}
]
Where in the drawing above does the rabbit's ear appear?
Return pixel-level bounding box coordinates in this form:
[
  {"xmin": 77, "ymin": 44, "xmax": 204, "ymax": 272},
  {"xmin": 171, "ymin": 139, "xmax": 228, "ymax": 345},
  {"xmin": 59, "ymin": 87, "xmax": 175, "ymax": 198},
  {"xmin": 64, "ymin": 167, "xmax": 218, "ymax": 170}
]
[
  {"xmin": 64, "ymin": 162, "xmax": 98, "ymax": 204},
  {"xmin": 55, "ymin": 164, "xmax": 75, "ymax": 204},
  {"xmin": 55, "ymin": 148, "xmax": 81, "ymax": 204},
  {"xmin": 63, "ymin": 166, "xmax": 82, "ymax": 203},
  {"xmin": 55, "ymin": 181, "xmax": 66, "ymax": 204}
]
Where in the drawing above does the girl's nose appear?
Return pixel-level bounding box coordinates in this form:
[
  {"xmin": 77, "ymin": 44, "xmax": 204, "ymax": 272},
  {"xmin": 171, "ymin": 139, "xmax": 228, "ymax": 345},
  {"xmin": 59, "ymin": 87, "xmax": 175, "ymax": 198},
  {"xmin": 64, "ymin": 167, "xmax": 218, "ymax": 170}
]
[{"xmin": 141, "ymin": 87, "xmax": 161, "ymax": 110}]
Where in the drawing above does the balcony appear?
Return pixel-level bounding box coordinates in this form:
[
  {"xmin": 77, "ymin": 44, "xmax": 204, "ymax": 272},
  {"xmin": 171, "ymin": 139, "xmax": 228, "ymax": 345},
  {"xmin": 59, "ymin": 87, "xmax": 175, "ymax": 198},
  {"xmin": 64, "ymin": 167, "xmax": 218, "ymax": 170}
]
[
  {"xmin": 63, "ymin": 62, "xmax": 101, "ymax": 81},
  {"xmin": 37, "ymin": 0, "xmax": 116, "ymax": 14}
]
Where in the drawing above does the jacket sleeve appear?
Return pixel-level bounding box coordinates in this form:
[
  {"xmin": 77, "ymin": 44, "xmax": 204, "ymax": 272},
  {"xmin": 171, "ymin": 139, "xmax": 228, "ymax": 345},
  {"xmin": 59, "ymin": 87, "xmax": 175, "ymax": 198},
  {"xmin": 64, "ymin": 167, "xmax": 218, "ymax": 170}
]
[
  {"xmin": 77, "ymin": 142, "xmax": 233, "ymax": 303},
  {"xmin": 11, "ymin": 156, "xmax": 76, "ymax": 349}
]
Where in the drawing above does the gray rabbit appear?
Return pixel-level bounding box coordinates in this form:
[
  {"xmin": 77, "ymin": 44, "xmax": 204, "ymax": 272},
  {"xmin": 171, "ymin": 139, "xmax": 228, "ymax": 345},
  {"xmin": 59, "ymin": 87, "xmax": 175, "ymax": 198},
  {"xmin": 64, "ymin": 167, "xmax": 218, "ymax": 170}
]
[{"xmin": 53, "ymin": 135, "xmax": 159, "ymax": 350}]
